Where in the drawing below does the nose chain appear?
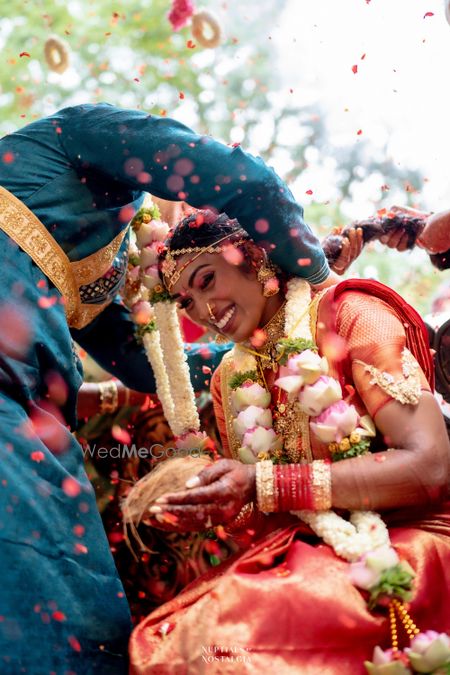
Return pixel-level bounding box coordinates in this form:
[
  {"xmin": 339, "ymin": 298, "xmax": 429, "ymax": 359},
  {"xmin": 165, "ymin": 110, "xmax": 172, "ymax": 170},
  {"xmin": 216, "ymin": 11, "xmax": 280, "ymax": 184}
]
[{"xmin": 206, "ymin": 302, "xmax": 216, "ymax": 323}]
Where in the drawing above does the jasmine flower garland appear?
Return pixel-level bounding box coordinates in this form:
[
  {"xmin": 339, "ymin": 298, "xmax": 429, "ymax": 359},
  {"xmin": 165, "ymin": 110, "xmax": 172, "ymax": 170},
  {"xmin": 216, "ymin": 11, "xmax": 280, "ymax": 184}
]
[{"xmin": 127, "ymin": 200, "xmax": 203, "ymax": 447}]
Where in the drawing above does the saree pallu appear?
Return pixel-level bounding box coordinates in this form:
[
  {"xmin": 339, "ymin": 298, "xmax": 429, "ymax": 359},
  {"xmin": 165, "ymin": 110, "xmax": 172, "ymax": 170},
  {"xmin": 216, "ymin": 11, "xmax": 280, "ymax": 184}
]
[
  {"xmin": 129, "ymin": 507, "xmax": 450, "ymax": 674},
  {"xmin": 0, "ymin": 194, "xmax": 131, "ymax": 672}
]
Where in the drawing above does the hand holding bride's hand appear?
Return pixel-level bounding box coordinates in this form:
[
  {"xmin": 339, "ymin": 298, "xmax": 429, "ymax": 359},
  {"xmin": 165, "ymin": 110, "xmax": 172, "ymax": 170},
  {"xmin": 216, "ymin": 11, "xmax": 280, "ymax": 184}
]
[
  {"xmin": 148, "ymin": 459, "xmax": 256, "ymax": 532},
  {"xmin": 380, "ymin": 205, "xmax": 431, "ymax": 251}
]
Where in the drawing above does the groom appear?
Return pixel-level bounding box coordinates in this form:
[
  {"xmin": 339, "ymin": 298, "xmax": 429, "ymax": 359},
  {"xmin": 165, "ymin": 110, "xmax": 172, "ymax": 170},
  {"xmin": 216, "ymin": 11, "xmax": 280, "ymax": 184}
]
[{"xmin": 0, "ymin": 102, "xmax": 332, "ymax": 673}]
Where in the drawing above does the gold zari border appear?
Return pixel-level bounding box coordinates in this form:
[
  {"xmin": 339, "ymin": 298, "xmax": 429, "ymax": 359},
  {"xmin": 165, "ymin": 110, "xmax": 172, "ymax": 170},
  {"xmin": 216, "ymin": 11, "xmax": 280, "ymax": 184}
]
[
  {"xmin": 71, "ymin": 228, "xmax": 127, "ymax": 286},
  {"xmin": 0, "ymin": 185, "xmax": 80, "ymax": 324},
  {"xmin": 0, "ymin": 186, "xmax": 127, "ymax": 329},
  {"xmin": 220, "ymin": 351, "xmax": 241, "ymax": 461}
]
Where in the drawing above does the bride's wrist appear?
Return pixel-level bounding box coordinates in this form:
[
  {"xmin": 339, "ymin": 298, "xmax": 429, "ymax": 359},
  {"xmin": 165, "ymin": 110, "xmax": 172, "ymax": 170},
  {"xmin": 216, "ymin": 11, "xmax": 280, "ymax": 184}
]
[{"xmin": 255, "ymin": 460, "xmax": 332, "ymax": 513}]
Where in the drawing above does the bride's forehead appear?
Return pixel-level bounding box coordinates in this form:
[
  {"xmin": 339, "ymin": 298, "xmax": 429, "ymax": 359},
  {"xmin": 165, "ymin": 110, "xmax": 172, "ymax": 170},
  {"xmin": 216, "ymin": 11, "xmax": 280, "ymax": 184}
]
[
  {"xmin": 173, "ymin": 250, "xmax": 242, "ymax": 292},
  {"xmin": 171, "ymin": 252, "xmax": 219, "ymax": 291}
]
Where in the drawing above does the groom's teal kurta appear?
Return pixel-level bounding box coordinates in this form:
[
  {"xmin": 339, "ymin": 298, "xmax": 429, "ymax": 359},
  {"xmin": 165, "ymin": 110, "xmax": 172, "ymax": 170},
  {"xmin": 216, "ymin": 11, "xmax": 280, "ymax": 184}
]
[{"xmin": 0, "ymin": 103, "xmax": 329, "ymax": 672}]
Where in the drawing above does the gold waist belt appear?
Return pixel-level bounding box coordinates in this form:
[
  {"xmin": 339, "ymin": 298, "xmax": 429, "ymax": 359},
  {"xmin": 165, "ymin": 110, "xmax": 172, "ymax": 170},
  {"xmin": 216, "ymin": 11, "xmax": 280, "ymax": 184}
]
[{"xmin": 0, "ymin": 185, "xmax": 126, "ymax": 329}]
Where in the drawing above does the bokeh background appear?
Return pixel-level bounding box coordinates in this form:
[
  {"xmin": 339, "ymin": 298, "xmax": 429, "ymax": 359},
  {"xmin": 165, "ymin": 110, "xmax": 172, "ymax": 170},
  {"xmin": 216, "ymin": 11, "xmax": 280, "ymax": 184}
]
[{"xmin": 1, "ymin": 0, "xmax": 449, "ymax": 314}]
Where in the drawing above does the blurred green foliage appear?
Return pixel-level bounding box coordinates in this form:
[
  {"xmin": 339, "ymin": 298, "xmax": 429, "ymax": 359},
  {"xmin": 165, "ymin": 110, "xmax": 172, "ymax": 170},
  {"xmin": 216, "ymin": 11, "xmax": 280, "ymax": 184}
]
[
  {"xmin": 0, "ymin": 0, "xmax": 286, "ymax": 138},
  {"xmin": 0, "ymin": 0, "xmax": 445, "ymax": 314}
]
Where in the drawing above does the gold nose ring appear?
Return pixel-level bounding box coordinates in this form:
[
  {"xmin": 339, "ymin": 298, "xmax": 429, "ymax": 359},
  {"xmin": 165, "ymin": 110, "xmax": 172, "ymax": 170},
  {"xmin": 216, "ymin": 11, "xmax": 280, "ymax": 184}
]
[{"xmin": 206, "ymin": 302, "xmax": 216, "ymax": 322}]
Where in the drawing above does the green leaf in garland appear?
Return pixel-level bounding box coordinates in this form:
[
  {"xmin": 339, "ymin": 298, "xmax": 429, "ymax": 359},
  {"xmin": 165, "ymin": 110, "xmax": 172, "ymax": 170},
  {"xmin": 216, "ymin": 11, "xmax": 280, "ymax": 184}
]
[
  {"xmin": 368, "ymin": 562, "xmax": 415, "ymax": 609},
  {"xmin": 432, "ymin": 664, "xmax": 450, "ymax": 675},
  {"xmin": 276, "ymin": 337, "xmax": 317, "ymax": 364},
  {"xmin": 229, "ymin": 370, "xmax": 259, "ymax": 390},
  {"xmin": 331, "ymin": 438, "xmax": 371, "ymax": 462},
  {"xmin": 130, "ymin": 204, "xmax": 161, "ymax": 231},
  {"xmin": 135, "ymin": 321, "xmax": 158, "ymax": 343},
  {"xmin": 150, "ymin": 287, "xmax": 172, "ymax": 303}
]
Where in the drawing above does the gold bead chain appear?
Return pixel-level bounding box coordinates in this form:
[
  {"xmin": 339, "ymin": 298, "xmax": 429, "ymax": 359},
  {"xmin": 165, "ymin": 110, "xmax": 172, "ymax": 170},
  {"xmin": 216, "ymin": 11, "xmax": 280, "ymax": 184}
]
[
  {"xmin": 392, "ymin": 599, "xmax": 420, "ymax": 639},
  {"xmin": 389, "ymin": 602, "xmax": 399, "ymax": 652}
]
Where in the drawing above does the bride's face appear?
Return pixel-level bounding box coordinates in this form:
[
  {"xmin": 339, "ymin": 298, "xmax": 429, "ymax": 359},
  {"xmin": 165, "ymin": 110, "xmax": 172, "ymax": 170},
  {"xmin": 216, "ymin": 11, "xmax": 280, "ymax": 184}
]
[{"xmin": 170, "ymin": 249, "xmax": 282, "ymax": 343}]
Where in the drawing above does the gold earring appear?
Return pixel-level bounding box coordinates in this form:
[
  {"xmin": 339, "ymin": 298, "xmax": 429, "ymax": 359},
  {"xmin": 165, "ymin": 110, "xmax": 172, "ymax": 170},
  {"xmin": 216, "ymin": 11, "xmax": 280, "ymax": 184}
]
[
  {"xmin": 206, "ymin": 302, "xmax": 216, "ymax": 322},
  {"xmin": 257, "ymin": 259, "xmax": 280, "ymax": 297}
]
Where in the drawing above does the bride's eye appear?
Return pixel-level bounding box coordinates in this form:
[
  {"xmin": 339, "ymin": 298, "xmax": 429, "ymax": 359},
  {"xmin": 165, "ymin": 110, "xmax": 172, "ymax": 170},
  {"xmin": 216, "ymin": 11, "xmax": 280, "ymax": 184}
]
[{"xmin": 200, "ymin": 272, "xmax": 214, "ymax": 290}]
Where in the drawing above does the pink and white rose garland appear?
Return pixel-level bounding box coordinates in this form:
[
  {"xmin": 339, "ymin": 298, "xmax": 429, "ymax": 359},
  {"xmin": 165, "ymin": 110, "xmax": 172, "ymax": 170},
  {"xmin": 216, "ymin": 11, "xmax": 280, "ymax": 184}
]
[{"xmin": 229, "ymin": 278, "xmax": 386, "ymax": 560}]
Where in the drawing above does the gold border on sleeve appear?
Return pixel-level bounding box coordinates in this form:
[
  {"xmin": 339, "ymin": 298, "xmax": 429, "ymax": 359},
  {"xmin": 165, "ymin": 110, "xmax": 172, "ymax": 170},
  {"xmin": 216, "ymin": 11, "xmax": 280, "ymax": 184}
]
[
  {"xmin": 71, "ymin": 228, "xmax": 126, "ymax": 286},
  {"xmin": 0, "ymin": 186, "xmax": 127, "ymax": 329}
]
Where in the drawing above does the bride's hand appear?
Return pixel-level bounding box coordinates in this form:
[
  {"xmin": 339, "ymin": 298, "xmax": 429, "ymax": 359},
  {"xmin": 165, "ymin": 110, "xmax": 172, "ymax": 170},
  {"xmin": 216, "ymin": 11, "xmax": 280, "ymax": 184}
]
[{"xmin": 148, "ymin": 459, "xmax": 256, "ymax": 532}]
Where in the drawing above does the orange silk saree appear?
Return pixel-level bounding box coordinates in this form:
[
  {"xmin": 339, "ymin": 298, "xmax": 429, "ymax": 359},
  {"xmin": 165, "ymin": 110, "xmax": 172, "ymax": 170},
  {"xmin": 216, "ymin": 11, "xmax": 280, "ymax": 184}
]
[{"xmin": 130, "ymin": 280, "xmax": 450, "ymax": 675}]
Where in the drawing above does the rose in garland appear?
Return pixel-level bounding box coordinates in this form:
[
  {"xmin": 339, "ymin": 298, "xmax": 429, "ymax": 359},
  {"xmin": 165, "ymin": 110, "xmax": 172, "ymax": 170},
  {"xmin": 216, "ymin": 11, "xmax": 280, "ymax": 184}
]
[
  {"xmin": 309, "ymin": 399, "xmax": 359, "ymax": 442},
  {"xmin": 406, "ymin": 631, "xmax": 450, "ymax": 673}
]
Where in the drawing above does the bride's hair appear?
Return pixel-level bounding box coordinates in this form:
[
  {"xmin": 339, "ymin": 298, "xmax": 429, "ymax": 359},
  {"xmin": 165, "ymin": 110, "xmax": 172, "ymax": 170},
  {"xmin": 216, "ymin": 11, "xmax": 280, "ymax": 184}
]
[
  {"xmin": 159, "ymin": 209, "xmax": 283, "ymax": 283},
  {"xmin": 166, "ymin": 209, "xmax": 246, "ymax": 251}
]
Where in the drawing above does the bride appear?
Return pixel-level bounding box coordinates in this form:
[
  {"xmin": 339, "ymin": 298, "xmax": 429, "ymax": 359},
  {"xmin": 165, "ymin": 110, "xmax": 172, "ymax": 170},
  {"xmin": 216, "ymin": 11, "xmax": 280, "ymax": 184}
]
[{"xmin": 128, "ymin": 210, "xmax": 450, "ymax": 674}]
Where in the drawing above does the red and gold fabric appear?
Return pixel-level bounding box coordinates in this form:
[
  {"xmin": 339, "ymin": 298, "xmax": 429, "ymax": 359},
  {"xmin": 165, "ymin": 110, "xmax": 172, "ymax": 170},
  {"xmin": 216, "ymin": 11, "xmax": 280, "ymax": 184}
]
[{"xmin": 129, "ymin": 280, "xmax": 450, "ymax": 674}]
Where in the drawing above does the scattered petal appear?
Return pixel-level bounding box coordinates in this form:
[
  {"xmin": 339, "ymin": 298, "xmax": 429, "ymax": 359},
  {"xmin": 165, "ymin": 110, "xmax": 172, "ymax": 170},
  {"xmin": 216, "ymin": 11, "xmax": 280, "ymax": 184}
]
[
  {"xmin": 62, "ymin": 477, "xmax": 81, "ymax": 497},
  {"xmin": 255, "ymin": 218, "xmax": 269, "ymax": 234},
  {"xmin": 52, "ymin": 611, "xmax": 66, "ymax": 622},
  {"xmin": 68, "ymin": 636, "xmax": 81, "ymax": 652},
  {"xmin": 112, "ymin": 425, "xmax": 132, "ymax": 445}
]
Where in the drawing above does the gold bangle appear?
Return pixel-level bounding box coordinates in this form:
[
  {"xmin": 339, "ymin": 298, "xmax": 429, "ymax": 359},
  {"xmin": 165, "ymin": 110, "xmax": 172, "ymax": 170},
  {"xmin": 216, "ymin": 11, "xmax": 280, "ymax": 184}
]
[
  {"xmin": 255, "ymin": 460, "xmax": 275, "ymax": 513},
  {"xmin": 98, "ymin": 380, "xmax": 119, "ymax": 415},
  {"xmin": 226, "ymin": 502, "xmax": 255, "ymax": 533},
  {"xmin": 310, "ymin": 460, "xmax": 332, "ymax": 511}
]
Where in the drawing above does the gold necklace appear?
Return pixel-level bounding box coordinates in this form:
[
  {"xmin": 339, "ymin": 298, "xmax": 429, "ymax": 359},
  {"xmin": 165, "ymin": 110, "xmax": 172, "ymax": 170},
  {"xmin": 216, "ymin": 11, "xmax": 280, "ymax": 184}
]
[
  {"xmin": 228, "ymin": 293, "xmax": 314, "ymax": 464},
  {"xmin": 240, "ymin": 301, "xmax": 286, "ymax": 371}
]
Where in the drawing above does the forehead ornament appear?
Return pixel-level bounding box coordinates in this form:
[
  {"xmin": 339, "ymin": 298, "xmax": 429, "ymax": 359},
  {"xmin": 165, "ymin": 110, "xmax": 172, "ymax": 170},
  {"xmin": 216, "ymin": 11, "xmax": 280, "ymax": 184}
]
[{"xmin": 161, "ymin": 230, "xmax": 248, "ymax": 292}]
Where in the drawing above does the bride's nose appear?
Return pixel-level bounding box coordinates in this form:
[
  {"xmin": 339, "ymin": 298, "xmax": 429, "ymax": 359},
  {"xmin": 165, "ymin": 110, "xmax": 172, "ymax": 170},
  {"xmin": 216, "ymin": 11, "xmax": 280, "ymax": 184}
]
[{"xmin": 206, "ymin": 302, "xmax": 217, "ymax": 323}]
